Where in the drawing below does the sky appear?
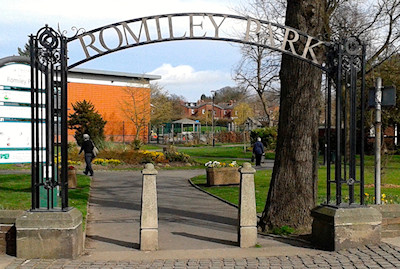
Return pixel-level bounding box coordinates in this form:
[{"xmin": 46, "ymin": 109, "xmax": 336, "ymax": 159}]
[{"xmin": 0, "ymin": 0, "xmax": 245, "ymax": 101}]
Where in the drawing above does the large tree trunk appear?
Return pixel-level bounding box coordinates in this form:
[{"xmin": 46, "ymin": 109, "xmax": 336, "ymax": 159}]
[{"xmin": 259, "ymin": 0, "xmax": 326, "ymax": 231}]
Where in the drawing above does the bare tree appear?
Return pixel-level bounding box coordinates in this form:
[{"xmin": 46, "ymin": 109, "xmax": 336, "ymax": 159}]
[
  {"xmin": 233, "ymin": 38, "xmax": 280, "ymax": 125},
  {"xmin": 329, "ymin": 0, "xmax": 400, "ymax": 72},
  {"xmin": 120, "ymin": 83, "xmax": 151, "ymax": 142},
  {"xmin": 150, "ymin": 83, "xmax": 174, "ymax": 127},
  {"xmin": 233, "ymin": 1, "xmax": 285, "ymax": 125}
]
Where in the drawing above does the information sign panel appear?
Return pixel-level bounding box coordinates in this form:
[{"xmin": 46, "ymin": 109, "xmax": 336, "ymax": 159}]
[{"xmin": 0, "ymin": 63, "xmax": 47, "ymax": 163}]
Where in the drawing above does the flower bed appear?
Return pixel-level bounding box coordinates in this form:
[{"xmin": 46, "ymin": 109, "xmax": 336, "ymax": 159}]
[{"xmin": 66, "ymin": 143, "xmax": 195, "ymax": 167}]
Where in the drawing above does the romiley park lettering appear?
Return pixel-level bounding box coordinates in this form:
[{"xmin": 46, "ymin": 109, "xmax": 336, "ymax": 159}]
[{"xmin": 67, "ymin": 13, "xmax": 328, "ymax": 69}]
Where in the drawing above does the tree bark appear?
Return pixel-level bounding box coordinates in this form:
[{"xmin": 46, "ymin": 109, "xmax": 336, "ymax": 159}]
[{"xmin": 259, "ymin": 0, "xmax": 326, "ymax": 231}]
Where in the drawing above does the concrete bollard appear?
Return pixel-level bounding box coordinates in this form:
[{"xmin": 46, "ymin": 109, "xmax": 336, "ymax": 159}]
[
  {"xmin": 140, "ymin": 163, "xmax": 158, "ymax": 251},
  {"xmin": 238, "ymin": 162, "xmax": 257, "ymax": 248}
]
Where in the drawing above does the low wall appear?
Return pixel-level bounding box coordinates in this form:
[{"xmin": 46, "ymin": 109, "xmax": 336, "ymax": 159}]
[
  {"xmin": 0, "ymin": 210, "xmax": 24, "ymax": 256},
  {"xmin": 371, "ymin": 204, "xmax": 400, "ymax": 238}
]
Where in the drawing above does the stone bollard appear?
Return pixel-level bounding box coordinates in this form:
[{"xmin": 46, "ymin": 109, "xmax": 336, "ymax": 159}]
[
  {"xmin": 238, "ymin": 162, "xmax": 257, "ymax": 248},
  {"xmin": 140, "ymin": 163, "xmax": 158, "ymax": 251}
]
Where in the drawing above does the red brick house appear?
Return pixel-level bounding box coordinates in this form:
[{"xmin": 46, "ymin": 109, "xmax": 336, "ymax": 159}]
[{"xmin": 182, "ymin": 100, "xmax": 237, "ymax": 120}]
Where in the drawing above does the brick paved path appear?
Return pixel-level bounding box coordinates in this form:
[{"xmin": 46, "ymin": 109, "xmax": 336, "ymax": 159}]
[{"xmin": 6, "ymin": 243, "xmax": 400, "ymax": 268}]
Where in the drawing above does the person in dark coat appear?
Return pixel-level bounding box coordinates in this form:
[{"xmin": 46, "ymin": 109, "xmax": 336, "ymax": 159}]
[
  {"xmin": 252, "ymin": 137, "xmax": 264, "ymax": 166},
  {"xmin": 79, "ymin": 134, "xmax": 95, "ymax": 176}
]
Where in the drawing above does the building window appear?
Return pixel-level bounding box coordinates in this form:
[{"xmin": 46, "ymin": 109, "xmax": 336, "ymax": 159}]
[
  {"xmin": 191, "ymin": 109, "xmax": 195, "ymax": 114},
  {"xmin": 235, "ymin": 111, "xmax": 238, "ymax": 115},
  {"xmin": 202, "ymin": 109, "xmax": 205, "ymax": 114},
  {"xmin": 224, "ymin": 110, "xmax": 227, "ymax": 115}
]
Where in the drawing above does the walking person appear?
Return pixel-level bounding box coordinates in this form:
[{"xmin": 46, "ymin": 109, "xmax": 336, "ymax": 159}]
[
  {"xmin": 252, "ymin": 137, "xmax": 264, "ymax": 167},
  {"xmin": 79, "ymin": 134, "xmax": 96, "ymax": 176}
]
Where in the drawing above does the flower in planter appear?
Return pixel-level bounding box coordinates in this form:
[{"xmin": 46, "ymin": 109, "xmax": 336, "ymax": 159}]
[
  {"xmin": 205, "ymin": 160, "xmax": 239, "ymax": 168},
  {"xmin": 205, "ymin": 161, "xmax": 222, "ymax": 168},
  {"xmin": 228, "ymin": 161, "xmax": 239, "ymax": 167}
]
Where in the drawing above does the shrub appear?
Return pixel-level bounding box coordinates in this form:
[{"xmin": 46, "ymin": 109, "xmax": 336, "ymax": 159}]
[
  {"xmin": 215, "ymin": 131, "xmax": 245, "ymax": 143},
  {"xmin": 54, "ymin": 155, "xmax": 82, "ymax": 166},
  {"xmin": 138, "ymin": 150, "xmax": 166, "ymax": 163},
  {"xmin": 250, "ymin": 127, "xmax": 278, "ymax": 150},
  {"xmin": 131, "ymin": 139, "xmax": 143, "ymax": 150},
  {"xmin": 76, "ymin": 142, "xmax": 195, "ymax": 165},
  {"xmin": 93, "ymin": 158, "xmax": 122, "ymax": 166},
  {"xmin": 68, "ymin": 100, "xmax": 107, "ymax": 146},
  {"xmin": 163, "ymin": 145, "xmax": 192, "ymax": 163},
  {"xmin": 93, "ymin": 158, "xmax": 107, "ymax": 165},
  {"xmin": 68, "ymin": 160, "xmax": 82, "ymax": 166},
  {"xmin": 105, "ymin": 159, "xmax": 122, "ymax": 166}
]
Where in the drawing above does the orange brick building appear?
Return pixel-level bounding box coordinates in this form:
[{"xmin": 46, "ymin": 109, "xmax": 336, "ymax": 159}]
[
  {"xmin": 0, "ymin": 57, "xmax": 160, "ymax": 143},
  {"xmin": 68, "ymin": 68, "xmax": 160, "ymax": 143}
]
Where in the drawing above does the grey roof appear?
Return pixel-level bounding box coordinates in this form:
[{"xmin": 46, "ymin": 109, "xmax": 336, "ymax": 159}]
[
  {"xmin": 0, "ymin": 56, "xmax": 161, "ymax": 81},
  {"xmin": 0, "ymin": 56, "xmax": 30, "ymax": 67},
  {"xmin": 218, "ymin": 103, "xmax": 236, "ymax": 109},
  {"xmin": 69, "ymin": 68, "xmax": 161, "ymax": 81},
  {"xmin": 246, "ymin": 117, "xmax": 263, "ymax": 125},
  {"xmin": 172, "ymin": 118, "xmax": 201, "ymax": 124},
  {"xmin": 184, "ymin": 102, "xmax": 224, "ymax": 110}
]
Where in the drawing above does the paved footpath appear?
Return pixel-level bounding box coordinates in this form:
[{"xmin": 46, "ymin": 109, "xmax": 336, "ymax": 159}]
[{"xmin": 3, "ymin": 169, "xmax": 400, "ymax": 268}]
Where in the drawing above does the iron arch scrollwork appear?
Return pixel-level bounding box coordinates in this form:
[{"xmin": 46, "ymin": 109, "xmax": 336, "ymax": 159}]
[
  {"xmin": 35, "ymin": 25, "xmax": 63, "ymax": 67},
  {"xmin": 344, "ymin": 36, "xmax": 362, "ymax": 56},
  {"xmin": 38, "ymin": 26, "xmax": 59, "ymax": 50}
]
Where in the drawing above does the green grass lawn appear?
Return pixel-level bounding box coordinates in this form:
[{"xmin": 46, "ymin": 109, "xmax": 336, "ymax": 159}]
[
  {"xmin": 141, "ymin": 144, "xmax": 164, "ymax": 150},
  {"xmin": 0, "ymin": 174, "xmax": 91, "ymax": 229},
  {"xmin": 177, "ymin": 146, "xmax": 275, "ymax": 160},
  {"xmin": 0, "ymin": 163, "xmax": 30, "ymax": 170},
  {"xmin": 191, "ymin": 157, "xmax": 400, "ymax": 213},
  {"xmin": 178, "ymin": 145, "xmax": 252, "ymax": 159},
  {"xmin": 191, "ymin": 169, "xmax": 272, "ymax": 213}
]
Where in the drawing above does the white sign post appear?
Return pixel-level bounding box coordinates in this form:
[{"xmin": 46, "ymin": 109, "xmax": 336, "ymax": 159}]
[{"xmin": 0, "ymin": 63, "xmax": 45, "ymax": 163}]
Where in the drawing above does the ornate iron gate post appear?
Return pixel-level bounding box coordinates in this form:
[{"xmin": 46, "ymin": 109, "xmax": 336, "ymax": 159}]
[
  {"xmin": 311, "ymin": 37, "xmax": 381, "ymax": 251},
  {"xmin": 325, "ymin": 37, "xmax": 366, "ymax": 207},
  {"xmin": 30, "ymin": 25, "xmax": 69, "ymax": 211}
]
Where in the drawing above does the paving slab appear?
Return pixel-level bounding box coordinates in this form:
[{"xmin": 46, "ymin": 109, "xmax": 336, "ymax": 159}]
[{"xmin": 82, "ymin": 169, "xmax": 319, "ymax": 260}]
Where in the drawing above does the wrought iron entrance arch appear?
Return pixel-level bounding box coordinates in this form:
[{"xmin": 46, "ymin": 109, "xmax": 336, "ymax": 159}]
[
  {"xmin": 66, "ymin": 13, "xmax": 330, "ymax": 70},
  {"xmin": 30, "ymin": 13, "xmax": 365, "ymax": 211}
]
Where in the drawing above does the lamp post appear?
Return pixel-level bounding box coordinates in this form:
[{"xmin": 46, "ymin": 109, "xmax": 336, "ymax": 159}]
[
  {"xmin": 211, "ymin": 90, "xmax": 216, "ymax": 147},
  {"xmin": 375, "ymin": 77, "xmax": 382, "ymax": 204}
]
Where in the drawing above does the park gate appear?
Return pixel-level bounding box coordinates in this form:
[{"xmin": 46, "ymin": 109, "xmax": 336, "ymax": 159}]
[{"xmin": 29, "ymin": 13, "xmax": 366, "ymax": 211}]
